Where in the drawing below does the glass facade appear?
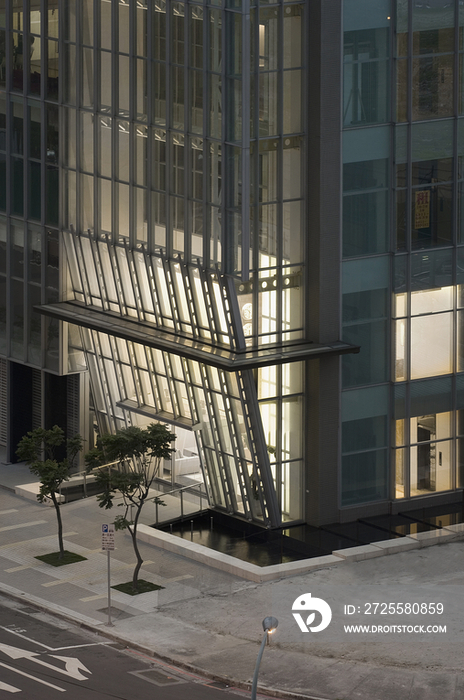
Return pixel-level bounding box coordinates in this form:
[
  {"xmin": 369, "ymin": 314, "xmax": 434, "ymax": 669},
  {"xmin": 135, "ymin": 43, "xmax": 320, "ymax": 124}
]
[
  {"xmin": 4, "ymin": 0, "xmax": 463, "ymax": 529},
  {"xmin": 343, "ymin": 0, "xmax": 464, "ymax": 508},
  {"xmin": 0, "ymin": 0, "xmax": 332, "ymax": 528},
  {"xmin": 55, "ymin": 0, "xmax": 310, "ymax": 526}
]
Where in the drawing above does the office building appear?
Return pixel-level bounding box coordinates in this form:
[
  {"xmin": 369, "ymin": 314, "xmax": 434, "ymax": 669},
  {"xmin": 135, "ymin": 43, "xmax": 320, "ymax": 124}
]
[{"xmin": 0, "ymin": 0, "xmax": 462, "ymax": 529}]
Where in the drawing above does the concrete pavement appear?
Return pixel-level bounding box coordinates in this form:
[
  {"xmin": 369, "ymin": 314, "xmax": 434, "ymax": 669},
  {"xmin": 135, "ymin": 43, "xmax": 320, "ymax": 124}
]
[{"xmin": 1, "ymin": 459, "xmax": 464, "ymax": 699}]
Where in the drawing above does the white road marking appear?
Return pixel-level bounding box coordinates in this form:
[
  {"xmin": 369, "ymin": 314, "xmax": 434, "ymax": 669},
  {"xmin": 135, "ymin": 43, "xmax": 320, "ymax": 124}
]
[
  {"xmin": 4, "ymin": 565, "xmax": 32, "ymax": 573},
  {"xmin": 0, "ymin": 510, "xmax": 18, "ymax": 516},
  {"xmin": 0, "ymin": 643, "xmax": 91, "ymax": 682},
  {"xmin": 0, "ymin": 680, "xmax": 21, "ymax": 693},
  {"xmin": 0, "ymin": 626, "xmax": 109, "ymax": 651},
  {"xmin": 41, "ymin": 580, "xmax": 71, "ymax": 587},
  {"xmin": 0, "ymin": 661, "xmax": 65, "ymax": 692},
  {"xmin": 79, "ymin": 594, "xmax": 106, "ymax": 602},
  {"xmin": 50, "ymin": 656, "xmax": 92, "ymax": 681},
  {"xmin": 0, "ymin": 521, "xmax": 47, "ymax": 533},
  {"xmin": 40, "ymin": 643, "xmax": 109, "ymax": 651}
]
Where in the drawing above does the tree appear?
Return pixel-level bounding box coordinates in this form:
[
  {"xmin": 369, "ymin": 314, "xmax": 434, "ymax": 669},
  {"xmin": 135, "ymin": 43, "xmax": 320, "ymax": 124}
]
[
  {"xmin": 85, "ymin": 423, "xmax": 175, "ymax": 593},
  {"xmin": 16, "ymin": 426, "xmax": 83, "ymax": 560}
]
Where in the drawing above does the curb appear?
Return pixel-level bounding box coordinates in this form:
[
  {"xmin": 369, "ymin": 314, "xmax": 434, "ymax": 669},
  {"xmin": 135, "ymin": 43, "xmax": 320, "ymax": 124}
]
[
  {"xmin": 0, "ymin": 583, "xmax": 326, "ymax": 700},
  {"xmin": 137, "ymin": 522, "xmax": 464, "ymax": 582}
]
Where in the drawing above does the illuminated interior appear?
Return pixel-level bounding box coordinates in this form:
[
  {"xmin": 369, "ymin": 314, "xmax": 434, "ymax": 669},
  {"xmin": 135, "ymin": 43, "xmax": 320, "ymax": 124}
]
[{"xmin": 395, "ymin": 286, "xmax": 459, "ymax": 499}]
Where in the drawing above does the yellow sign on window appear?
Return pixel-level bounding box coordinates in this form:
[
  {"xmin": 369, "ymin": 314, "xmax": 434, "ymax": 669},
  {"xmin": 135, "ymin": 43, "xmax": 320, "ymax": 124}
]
[{"xmin": 414, "ymin": 190, "xmax": 430, "ymax": 229}]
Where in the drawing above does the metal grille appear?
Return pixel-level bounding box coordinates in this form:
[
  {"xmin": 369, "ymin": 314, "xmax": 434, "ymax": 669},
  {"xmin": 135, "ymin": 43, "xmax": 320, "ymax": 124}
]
[
  {"xmin": 0, "ymin": 358, "xmax": 6, "ymax": 446},
  {"xmin": 31, "ymin": 370, "xmax": 41, "ymax": 431},
  {"xmin": 67, "ymin": 374, "xmax": 80, "ymax": 437}
]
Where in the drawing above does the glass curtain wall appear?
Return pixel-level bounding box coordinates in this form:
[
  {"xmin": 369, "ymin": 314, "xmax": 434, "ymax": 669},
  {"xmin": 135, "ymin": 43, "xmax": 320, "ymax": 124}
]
[
  {"xmin": 0, "ymin": 1, "xmax": 60, "ymax": 373},
  {"xmin": 341, "ymin": 0, "xmax": 392, "ymax": 506},
  {"xmin": 343, "ymin": 0, "xmax": 464, "ymax": 507},
  {"xmin": 393, "ymin": 0, "xmax": 464, "ymax": 501},
  {"xmin": 64, "ymin": 229, "xmax": 279, "ymax": 525},
  {"xmin": 342, "ymin": 0, "xmax": 464, "ymax": 505},
  {"xmin": 60, "ymin": 0, "xmax": 306, "ymax": 524}
]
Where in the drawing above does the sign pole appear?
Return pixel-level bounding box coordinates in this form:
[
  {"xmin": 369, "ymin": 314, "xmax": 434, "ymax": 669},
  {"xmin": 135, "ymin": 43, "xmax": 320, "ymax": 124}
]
[
  {"xmin": 102, "ymin": 523, "xmax": 115, "ymax": 627},
  {"xmin": 107, "ymin": 549, "xmax": 113, "ymax": 627}
]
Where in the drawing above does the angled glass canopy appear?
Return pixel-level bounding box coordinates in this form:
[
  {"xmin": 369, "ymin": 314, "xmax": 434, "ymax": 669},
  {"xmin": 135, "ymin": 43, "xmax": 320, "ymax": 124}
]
[{"xmin": 40, "ymin": 231, "xmax": 357, "ymax": 527}]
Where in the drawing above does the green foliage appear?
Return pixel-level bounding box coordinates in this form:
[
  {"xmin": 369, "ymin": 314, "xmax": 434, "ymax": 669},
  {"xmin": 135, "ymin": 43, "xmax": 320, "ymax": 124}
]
[
  {"xmin": 85, "ymin": 422, "xmax": 175, "ymax": 592},
  {"xmin": 92, "ymin": 424, "xmax": 174, "ymax": 465},
  {"xmin": 16, "ymin": 426, "xmax": 83, "ymax": 503},
  {"xmin": 113, "ymin": 514, "xmax": 132, "ymax": 531},
  {"xmin": 86, "ymin": 423, "xmax": 175, "ymax": 516},
  {"xmin": 16, "ymin": 426, "xmax": 83, "ymax": 559}
]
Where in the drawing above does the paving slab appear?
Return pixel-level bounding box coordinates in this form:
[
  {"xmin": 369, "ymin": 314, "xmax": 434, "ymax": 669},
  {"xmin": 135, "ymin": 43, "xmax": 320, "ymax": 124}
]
[
  {"xmin": 370, "ymin": 536, "xmax": 419, "ymax": 553},
  {"xmin": 408, "ymin": 529, "xmax": 457, "ymax": 547},
  {"xmin": 331, "ymin": 544, "xmax": 384, "ymax": 561},
  {"xmin": 444, "ymin": 522, "xmax": 464, "ymax": 535},
  {"xmin": 2, "ymin": 469, "xmax": 464, "ymax": 700},
  {"xmin": 408, "ymin": 673, "xmax": 458, "ymax": 700}
]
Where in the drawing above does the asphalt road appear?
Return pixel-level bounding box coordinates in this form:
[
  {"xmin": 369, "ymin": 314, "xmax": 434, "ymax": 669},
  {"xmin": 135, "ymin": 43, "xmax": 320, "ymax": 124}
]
[{"xmin": 0, "ymin": 600, "xmax": 252, "ymax": 699}]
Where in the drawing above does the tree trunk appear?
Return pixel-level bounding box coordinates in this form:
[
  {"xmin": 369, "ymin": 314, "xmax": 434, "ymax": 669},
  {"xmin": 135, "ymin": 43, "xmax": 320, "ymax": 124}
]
[
  {"xmin": 130, "ymin": 506, "xmax": 144, "ymax": 592},
  {"xmin": 51, "ymin": 491, "xmax": 65, "ymax": 559}
]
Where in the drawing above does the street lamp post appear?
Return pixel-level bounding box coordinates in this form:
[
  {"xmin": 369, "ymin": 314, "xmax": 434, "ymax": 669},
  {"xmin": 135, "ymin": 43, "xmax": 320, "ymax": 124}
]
[{"xmin": 251, "ymin": 616, "xmax": 278, "ymax": 700}]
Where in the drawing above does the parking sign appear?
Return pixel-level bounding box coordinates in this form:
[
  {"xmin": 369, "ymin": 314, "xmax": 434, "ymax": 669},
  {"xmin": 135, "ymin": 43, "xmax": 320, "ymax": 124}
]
[{"xmin": 101, "ymin": 523, "xmax": 115, "ymax": 550}]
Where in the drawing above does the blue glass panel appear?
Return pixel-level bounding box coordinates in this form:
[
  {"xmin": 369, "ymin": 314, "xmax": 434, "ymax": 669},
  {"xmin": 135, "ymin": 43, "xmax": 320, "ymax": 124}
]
[
  {"xmin": 342, "ymin": 385, "xmax": 389, "ymax": 452},
  {"xmin": 343, "ymin": 255, "xmax": 389, "ymax": 293},
  {"xmin": 410, "ymin": 377, "xmax": 452, "ymax": 417},
  {"xmin": 410, "ymin": 249, "xmax": 452, "ymax": 291},
  {"xmin": 342, "ymin": 257, "xmax": 389, "ymax": 387},
  {"xmin": 341, "ymin": 449, "xmax": 388, "ymax": 505},
  {"xmin": 343, "ymin": 126, "xmax": 389, "ymax": 163},
  {"xmin": 344, "ymin": 0, "xmax": 391, "ymax": 32},
  {"xmin": 456, "ymin": 374, "xmax": 464, "ymax": 408},
  {"xmin": 342, "ymin": 320, "xmax": 388, "ymax": 387},
  {"xmin": 395, "ymin": 383, "xmax": 406, "ymax": 421},
  {"xmin": 343, "ymin": 129, "xmax": 390, "ymax": 256},
  {"xmin": 343, "ymin": 191, "xmax": 389, "ymax": 256},
  {"xmin": 394, "ymin": 254, "xmax": 407, "ymax": 292},
  {"xmin": 343, "ymin": 1, "xmax": 391, "ymax": 126}
]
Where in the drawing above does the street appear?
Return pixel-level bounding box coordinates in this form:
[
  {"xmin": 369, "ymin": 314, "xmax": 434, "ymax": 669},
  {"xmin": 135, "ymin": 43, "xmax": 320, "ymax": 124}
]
[{"xmin": 0, "ymin": 600, "xmax": 251, "ymax": 699}]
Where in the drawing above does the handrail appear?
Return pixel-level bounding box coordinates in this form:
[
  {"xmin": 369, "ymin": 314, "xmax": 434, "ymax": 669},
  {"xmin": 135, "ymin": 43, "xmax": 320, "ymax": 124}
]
[
  {"xmin": 65, "ymin": 460, "xmax": 208, "ymax": 522},
  {"xmin": 146, "ymin": 482, "xmax": 206, "ymax": 503},
  {"xmin": 61, "ymin": 460, "xmax": 125, "ymax": 499},
  {"xmin": 149, "ymin": 481, "xmax": 208, "ymax": 524},
  {"xmin": 69, "ymin": 460, "xmax": 125, "ymax": 478}
]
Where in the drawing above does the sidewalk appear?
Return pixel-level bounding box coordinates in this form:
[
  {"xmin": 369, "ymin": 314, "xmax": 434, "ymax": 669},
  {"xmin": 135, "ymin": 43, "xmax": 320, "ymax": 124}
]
[{"xmin": 1, "ymin": 458, "xmax": 464, "ymax": 700}]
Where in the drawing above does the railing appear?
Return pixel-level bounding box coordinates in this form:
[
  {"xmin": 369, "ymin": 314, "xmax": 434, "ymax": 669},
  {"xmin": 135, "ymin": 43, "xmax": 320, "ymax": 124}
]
[
  {"xmin": 62, "ymin": 461, "xmax": 209, "ymax": 524},
  {"xmin": 59, "ymin": 461, "xmax": 122, "ymax": 500},
  {"xmin": 147, "ymin": 482, "xmax": 209, "ymax": 525}
]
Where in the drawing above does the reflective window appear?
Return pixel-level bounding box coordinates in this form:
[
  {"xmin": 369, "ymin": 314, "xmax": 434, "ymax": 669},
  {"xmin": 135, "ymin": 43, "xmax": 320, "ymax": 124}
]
[
  {"xmin": 343, "ymin": 127, "xmax": 389, "ymax": 257},
  {"xmin": 342, "ymin": 256, "xmax": 389, "ymax": 387},
  {"xmin": 343, "ymin": 0, "xmax": 390, "ymax": 126},
  {"xmin": 412, "ymin": 1, "xmax": 454, "ymax": 121},
  {"xmin": 396, "ymin": 284, "xmax": 456, "ymax": 382},
  {"xmin": 342, "ymin": 450, "xmax": 388, "ymax": 506}
]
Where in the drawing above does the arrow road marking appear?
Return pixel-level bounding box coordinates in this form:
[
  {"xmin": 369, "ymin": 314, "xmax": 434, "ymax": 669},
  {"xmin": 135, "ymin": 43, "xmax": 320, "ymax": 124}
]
[
  {"xmin": 49, "ymin": 656, "xmax": 92, "ymax": 681},
  {"xmin": 0, "ymin": 680, "xmax": 21, "ymax": 693},
  {"xmin": 0, "ymin": 643, "xmax": 91, "ymax": 681},
  {"xmin": 0, "ymin": 662, "xmax": 65, "ymax": 692}
]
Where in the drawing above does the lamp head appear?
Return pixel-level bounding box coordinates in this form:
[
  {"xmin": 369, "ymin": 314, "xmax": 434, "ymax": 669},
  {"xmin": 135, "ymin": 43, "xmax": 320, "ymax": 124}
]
[{"xmin": 262, "ymin": 616, "xmax": 278, "ymax": 633}]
